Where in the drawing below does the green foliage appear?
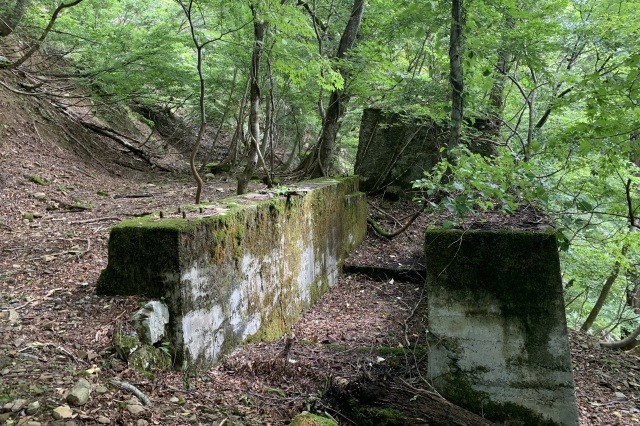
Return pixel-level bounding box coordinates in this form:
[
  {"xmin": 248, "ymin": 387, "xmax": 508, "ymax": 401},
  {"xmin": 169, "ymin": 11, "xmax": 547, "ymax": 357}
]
[{"xmin": 413, "ymin": 146, "xmax": 545, "ymax": 218}]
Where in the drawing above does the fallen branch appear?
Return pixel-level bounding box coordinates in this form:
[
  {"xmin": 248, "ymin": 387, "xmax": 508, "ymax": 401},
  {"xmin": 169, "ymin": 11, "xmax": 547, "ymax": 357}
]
[
  {"xmin": 113, "ymin": 194, "xmax": 154, "ymax": 199},
  {"xmin": 600, "ymin": 324, "xmax": 640, "ymax": 350},
  {"xmin": 367, "ymin": 205, "xmax": 426, "ymax": 239},
  {"xmin": 110, "ymin": 379, "xmax": 152, "ymax": 406},
  {"xmin": 70, "ymin": 217, "xmax": 121, "ymax": 225},
  {"xmin": 78, "ymin": 121, "xmax": 153, "ymax": 165}
]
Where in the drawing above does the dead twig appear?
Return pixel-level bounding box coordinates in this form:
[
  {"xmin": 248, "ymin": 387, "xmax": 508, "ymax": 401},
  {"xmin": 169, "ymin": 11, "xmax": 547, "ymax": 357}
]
[
  {"xmin": 69, "ymin": 217, "xmax": 121, "ymax": 225},
  {"xmin": 368, "ymin": 204, "xmax": 426, "ymax": 239},
  {"xmin": 110, "ymin": 379, "xmax": 152, "ymax": 406}
]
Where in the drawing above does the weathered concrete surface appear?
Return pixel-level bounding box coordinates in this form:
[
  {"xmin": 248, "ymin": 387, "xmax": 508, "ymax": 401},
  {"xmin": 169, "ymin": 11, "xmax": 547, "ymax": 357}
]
[
  {"xmin": 425, "ymin": 229, "xmax": 579, "ymax": 425},
  {"xmin": 354, "ymin": 108, "xmax": 445, "ymax": 193},
  {"xmin": 97, "ymin": 177, "xmax": 366, "ymax": 368}
]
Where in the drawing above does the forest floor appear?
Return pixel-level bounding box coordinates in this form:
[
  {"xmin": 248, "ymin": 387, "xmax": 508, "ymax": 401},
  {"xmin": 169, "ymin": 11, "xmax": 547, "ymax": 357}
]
[{"xmin": 1, "ymin": 70, "xmax": 640, "ymax": 425}]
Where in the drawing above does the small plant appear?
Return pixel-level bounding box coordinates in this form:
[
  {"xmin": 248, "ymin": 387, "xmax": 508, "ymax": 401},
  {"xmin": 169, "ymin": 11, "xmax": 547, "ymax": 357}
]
[{"xmin": 29, "ymin": 175, "xmax": 46, "ymax": 185}]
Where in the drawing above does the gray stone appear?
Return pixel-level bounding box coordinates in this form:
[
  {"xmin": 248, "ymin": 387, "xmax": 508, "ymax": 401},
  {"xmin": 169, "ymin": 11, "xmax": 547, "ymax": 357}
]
[
  {"xmin": 26, "ymin": 400, "xmax": 40, "ymax": 415},
  {"xmin": 96, "ymin": 415, "xmax": 111, "ymax": 424},
  {"xmin": 126, "ymin": 404, "xmax": 145, "ymax": 415},
  {"xmin": 26, "ymin": 422, "xmax": 42, "ymax": 426},
  {"xmin": 132, "ymin": 301, "xmax": 170, "ymax": 345},
  {"xmin": 8, "ymin": 398, "xmax": 26, "ymax": 412},
  {"xmin": 136, "ymin": 420, "xmax": 149, "ymax": 426},
  {"xmin": 66, "ymin": 379, "xmax": 91, "ymax": 406},
  {"xmin": 52, "ymin": 405, "xmax": 73, "ymax": 420}
]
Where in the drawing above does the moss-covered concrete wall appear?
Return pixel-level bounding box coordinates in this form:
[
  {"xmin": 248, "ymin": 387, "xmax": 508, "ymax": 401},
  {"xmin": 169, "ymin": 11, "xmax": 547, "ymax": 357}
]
[
  {"xmin": 425, "ymin": 229, "xmax": 579, "ymax": 425},
  {"xmin": 354, "ymin": 108, "xmax": 445, "ymax": 193},
  {"xmin": 97, "ymin": 177, "xmax": 366, "ymax": 368}
]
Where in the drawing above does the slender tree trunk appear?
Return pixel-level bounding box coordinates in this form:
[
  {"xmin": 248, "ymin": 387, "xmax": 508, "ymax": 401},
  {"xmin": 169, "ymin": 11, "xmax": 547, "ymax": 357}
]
[
  {"xmin": 179, "ymin": 0, "xmax": 206, "ymax": 204},
  {"xmin": 581, "ymin": 259, "xmax": 623, "ymax": 332},
  {"xmin": 448, "ymin": 0, "xmax": 465, "ymax": 152},
  {"xmin": 487, "ymin": 49, "xmax": 511, "ymax": 134},
  {"xmin": 0, "ymin": 0, "xmax": 84, "ymax": 70},
  {"xmin": 581, "ymin": 244, "xmax": 629, "ymax": 332},
  {"xmin": 0, "ymin": 0, "xmax": 30, "ymax": 37},
  {"xmin": 303, "ymin": 0, "xmax": 365, "ymax": 177},
  {"xmin": 237, "ymin": 6, "xmax": 267, "ymax": 195}
]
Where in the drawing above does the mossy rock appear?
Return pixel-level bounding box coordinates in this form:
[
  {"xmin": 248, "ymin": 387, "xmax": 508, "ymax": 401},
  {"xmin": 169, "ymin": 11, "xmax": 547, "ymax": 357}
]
[
  {"xmin": 289, "ymin": 412, "xmax": 337, "ymax": 426},
  {"xmin": 128, "ymin": 345, "xmax": 173, "ymax": 374},
  {"xmin": 113, "ymin": 332, "xmax": 141, "ymax": 361}
]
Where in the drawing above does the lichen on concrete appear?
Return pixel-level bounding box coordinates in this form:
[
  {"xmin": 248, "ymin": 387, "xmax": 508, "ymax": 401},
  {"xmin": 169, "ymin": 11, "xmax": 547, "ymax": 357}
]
[{"xmin": 97, "ymin": 177, "xmax": 366, "ymax": 369}]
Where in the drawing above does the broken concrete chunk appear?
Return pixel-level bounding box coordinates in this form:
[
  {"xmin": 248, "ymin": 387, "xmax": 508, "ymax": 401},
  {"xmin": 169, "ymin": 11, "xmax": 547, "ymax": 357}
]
[{"xmin": 132, "ymin": 301, "xmax": 170, "ymax": 345}]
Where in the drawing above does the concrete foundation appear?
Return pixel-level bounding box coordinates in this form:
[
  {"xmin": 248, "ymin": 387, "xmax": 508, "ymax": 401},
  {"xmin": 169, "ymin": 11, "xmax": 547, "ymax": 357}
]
[
  {"xmin": 425, "ymin": 229, "xmax": 579, "ymax": 425},
  {"xmin": 97, "ymin": 177, "xmax": 366, "ymax": 368}
]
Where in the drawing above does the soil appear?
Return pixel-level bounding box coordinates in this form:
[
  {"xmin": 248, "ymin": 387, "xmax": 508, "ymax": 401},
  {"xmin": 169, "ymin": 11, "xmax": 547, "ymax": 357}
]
[{"xmin": 1, "ymin": 67, "xmax": 640, "ymax": 426}]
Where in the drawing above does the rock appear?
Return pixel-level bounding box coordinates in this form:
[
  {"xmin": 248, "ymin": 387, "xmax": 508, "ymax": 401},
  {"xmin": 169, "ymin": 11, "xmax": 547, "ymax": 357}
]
[
  {"xmin": 26, "ymin": 421, "xmax": 42, "ymax": 426},
  {"xmin": 126, "ymin": 404, "xmax": 145, "ymax": 415},
  {"xmin": 95, "ymin": 385, "xmax": 108, "ymax": 394},
  {"xmin": 33, "ymin": 192, "xmax": 47, "ymax": 200},
  {"xmin": 169, "ymin": 396, "xmax": 179, "ymax": 403},
  {"xmin": 614, "ymin": 391, "xmax": 627, "ymax": 401},
  {"xmin": 26, "ymin": 401, "xmax": 40, "ymax": 415},
  {"xmin": 289, "ymin": 411, "xmax": 337, "ymax": 426},
  {"xmin": 52, "ymin": 405, "xmax": 73, "ymax": 420},
  {"xmin": 113, "ymin": 332, "xmax": 141, "ymax": 361},
  {"xmin": 132, "ymin": 301, "xmax": 170, "ymax": 345},
  {"xmin": 66, "ymin": 378, "xmax": 91, "ymax": 406},
  {"xmin": 5, "ymin": 310, "xmax": 19, "ymax": 324},
  {"xmin": 204, "ymin": 173, "xmax": 215, "ymax": 180},
  {"xmin": 96, "ymin": 415, "xmax": 111, "ymax": 424},
  {"xmin": 128, "ymin": 344, "xmax": 172, "ymax": 374},
  {"xmin": 6, "ymin": 398, "xmax": 26, "ymax": 412},
  {"xmin": 136, "ymin": 420, "xmax": 149, "ymax": 426}
]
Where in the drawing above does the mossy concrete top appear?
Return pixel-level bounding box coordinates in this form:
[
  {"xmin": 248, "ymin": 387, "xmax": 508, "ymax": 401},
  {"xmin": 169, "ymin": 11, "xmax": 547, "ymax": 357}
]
[
  {"xmin": 97, "ymin": 176, "xmax": 366, "ymax": 368},
  {"xmin": 425, "ymin": 228, "xmax": 579, "ymax": 425}
]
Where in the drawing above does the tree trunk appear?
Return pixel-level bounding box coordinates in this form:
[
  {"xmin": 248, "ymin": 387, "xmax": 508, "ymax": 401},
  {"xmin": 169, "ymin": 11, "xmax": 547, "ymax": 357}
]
[
  {"xmin": 448, "ymin": 0, "xmax": 465, "ymax": 151},
  {"xmin": 304, "ymin": 0, "xmax": 365, "ymax": 178},
  {"xmin": 237, "ymin": 6, "xmax": 267, "ymax": 195},
  {"xmin": 0, "ymin": 0, "xmax": 30, "ymax": 37},
  {"xmin": 581, "ymin": 245, "xmax": 628, "ymax": 332}
]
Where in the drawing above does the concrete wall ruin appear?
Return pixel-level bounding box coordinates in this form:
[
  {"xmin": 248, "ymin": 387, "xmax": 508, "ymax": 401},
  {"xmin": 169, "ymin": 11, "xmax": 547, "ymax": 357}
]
[
  {"xmin": 425, "ymin": 229, "xmax": 579, "ymax": 425},
  {"xmin": 354, "ymin": 108, "xmax": 445, "ymax": 193},
  {"xmin": 96, "ymin": 177, "xmax": 366, "ymax": 368}
]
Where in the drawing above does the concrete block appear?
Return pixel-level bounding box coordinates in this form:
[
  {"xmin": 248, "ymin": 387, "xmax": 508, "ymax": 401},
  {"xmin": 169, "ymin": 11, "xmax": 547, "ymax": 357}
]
[
  {"xmin": 425, "ymin": 229, "xmax": 579, "ymax": 425},
  {"xmin": 97, "ymin": 177, "xmax": 366, "ymax": 368}
]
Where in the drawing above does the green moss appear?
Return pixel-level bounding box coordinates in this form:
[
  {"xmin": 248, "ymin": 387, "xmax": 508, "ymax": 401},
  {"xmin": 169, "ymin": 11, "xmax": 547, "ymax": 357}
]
[
  {"xmin": 424, "ymin": 229, "xmax": 565, "ymax": 367},
  {"xmin": 336, "ymin": 400, "xmax": 409, "ymax": 426},
  {"xmin": 289, "ymin": 412, "xmax": 337, "ymax": 426},
  {"xmin": 440, "ymin": 370, "xmax": 558, "ymax": 425},
  {"xmin": 29, "ymin": 175, "xmax": 46, "ymax": 185},
  {"xmin": 128, "ymin": 345, "xmax": 173, "ymax": 378}
]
